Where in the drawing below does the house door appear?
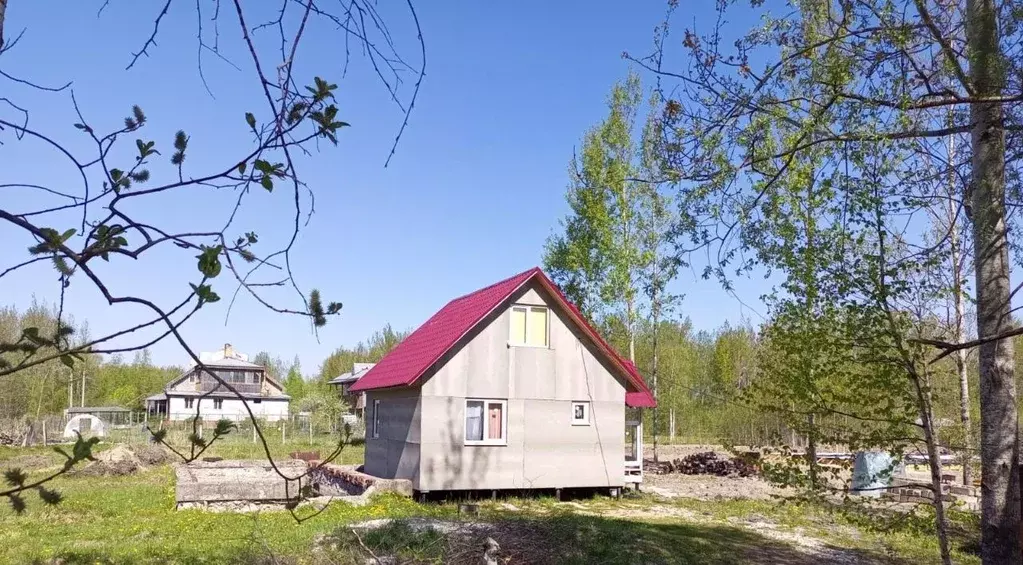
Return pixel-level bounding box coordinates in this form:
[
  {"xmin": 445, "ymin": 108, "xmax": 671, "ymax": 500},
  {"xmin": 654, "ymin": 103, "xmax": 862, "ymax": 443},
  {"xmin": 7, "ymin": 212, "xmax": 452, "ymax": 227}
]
[
  {"xmin": 624, "ymin": 419, "xmax": 643, "ymax": 485},
  {"xmin": 624, "ymin": 420, "xmax": 640, "ymax": 462}
]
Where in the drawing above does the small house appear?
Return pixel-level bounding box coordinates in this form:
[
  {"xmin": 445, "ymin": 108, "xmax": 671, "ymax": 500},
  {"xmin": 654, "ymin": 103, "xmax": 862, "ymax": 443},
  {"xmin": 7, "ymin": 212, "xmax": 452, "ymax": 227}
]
[
  {"xmin": 145, "ymin": 344, "xmax": 290, "ymax": 421},
  {"xmin": 349, "ymin": 268, "xmax": 655, "ymax": 495},
  {"xmin": 327, "ymin": 362, "xmax": 377, "ymax": 419}
]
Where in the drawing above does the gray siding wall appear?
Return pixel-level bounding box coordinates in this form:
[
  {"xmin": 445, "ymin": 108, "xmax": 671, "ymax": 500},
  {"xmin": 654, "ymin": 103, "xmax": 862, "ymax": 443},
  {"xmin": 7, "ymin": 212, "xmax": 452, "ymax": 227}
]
[
  {"xmin": 418, "ymin": 282, "xmax": 626, "ymax": 491},
  {"xmin": 363, "ymin": 387, "xmax": 421, "ymax": 489}
]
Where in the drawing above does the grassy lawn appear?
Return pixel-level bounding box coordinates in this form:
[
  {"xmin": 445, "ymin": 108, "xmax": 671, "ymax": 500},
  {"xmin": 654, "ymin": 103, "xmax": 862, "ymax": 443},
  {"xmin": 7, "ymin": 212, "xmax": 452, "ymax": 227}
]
[
  {"xmin": 0, "ymin": 443, "xmax": 980, "ymax": 564},
  {"xmin": 0, "ymin": 432, "xmax": 362, "ymax": 469}
]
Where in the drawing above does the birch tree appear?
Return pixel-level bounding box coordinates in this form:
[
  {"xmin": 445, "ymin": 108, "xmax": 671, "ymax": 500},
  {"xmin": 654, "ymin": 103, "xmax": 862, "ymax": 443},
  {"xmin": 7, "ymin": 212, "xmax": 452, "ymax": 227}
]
[
  {"xmin": 545, "ymin": 73, "xmax": 648, "ymax": 361},
  {"xmin": 546, "ymin": 74, "xmax": 682, "ymax": 461},
  {"xmin": 634, "ymin": 2, "xmax": 1023, "ymax": 560},
  {"xmin": 638, "ymin": 90, "xmax": 682, "ymax": 461}
]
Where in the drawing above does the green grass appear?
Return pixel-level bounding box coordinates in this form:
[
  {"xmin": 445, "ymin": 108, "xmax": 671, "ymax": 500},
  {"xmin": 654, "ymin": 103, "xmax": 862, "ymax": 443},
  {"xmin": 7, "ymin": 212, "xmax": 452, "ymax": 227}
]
[
  {"xmin": 0, "ymin": 432, "xmax": 363, "ymax": 470},
  {"xmin": 0, "ymin": 446, "xmax": 979, "ymax": 564},
  {"xmin": 664, "ymin": 496, "xmax": 981, "ymax": 565},
  {"xmin": 0, "ymin": 467, "xmax": 440, "ymax": 564}
]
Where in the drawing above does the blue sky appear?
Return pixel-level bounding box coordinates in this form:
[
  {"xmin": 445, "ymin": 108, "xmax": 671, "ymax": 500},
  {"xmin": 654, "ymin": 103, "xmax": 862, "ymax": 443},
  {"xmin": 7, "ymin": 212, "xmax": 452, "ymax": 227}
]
[{"xmin": 0, "ymin": 1, "xmax": 770, "ymax": 374}]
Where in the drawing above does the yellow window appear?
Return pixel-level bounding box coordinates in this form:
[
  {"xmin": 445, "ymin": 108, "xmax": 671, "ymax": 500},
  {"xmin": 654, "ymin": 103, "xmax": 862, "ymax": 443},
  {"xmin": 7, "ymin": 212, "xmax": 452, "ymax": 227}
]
[
  {"xmin": 527, "ymin": 307, "xmax": 548, "ymax": 347},
  {"xmin": 510, "ymin": 307, "xmax": 527, "ymax": 344}
]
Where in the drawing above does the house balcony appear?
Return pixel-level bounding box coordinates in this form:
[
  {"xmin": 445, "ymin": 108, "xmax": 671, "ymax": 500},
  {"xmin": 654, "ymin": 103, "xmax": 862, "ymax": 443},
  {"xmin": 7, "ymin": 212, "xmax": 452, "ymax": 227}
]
[{"xmin": 188, "ymin": 378, "xmax": 264, "ymax": 396}]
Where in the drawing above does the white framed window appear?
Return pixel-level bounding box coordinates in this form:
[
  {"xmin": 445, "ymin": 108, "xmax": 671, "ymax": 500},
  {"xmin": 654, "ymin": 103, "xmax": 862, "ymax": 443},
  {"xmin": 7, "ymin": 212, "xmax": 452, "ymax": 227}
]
[
  {"xmin": 372, "ymin": 399, "xmax": 380, "ymax": 439},
  {"xmin": 213, "ymin": 398, "xmax": 224, "ymax": 409},
  {"xmin": 509, "ymin": 305, "xmax": 549, "ymax": 347},
  {"xmin": 465, "ymin": 399, "xmax": 507, "ymax": 446},
  {"xmin": 571, "ymin": 401, "xmax": 590, "ymax": 426},
  {"xmin": 184, "ymin": 398, "xmax": 194, "ymax": 409}
]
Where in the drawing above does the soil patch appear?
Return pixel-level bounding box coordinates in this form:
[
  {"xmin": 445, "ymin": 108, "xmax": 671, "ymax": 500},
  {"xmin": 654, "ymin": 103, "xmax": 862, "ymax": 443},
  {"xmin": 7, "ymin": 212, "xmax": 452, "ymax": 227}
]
[
  {"xmin": 76, "ymin": 444, "xmax": 174, "ymax": 476},
  {"xmin": 644, "ymin": 472, "xmax": 786, "ymax": 501}
]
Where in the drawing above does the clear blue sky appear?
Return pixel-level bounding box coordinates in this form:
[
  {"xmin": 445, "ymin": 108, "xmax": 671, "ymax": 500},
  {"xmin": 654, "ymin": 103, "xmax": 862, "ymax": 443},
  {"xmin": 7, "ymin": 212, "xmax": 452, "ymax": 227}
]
[{"xmin": 0, "ymin": 1, "xmax": 769, "ymax": 374}]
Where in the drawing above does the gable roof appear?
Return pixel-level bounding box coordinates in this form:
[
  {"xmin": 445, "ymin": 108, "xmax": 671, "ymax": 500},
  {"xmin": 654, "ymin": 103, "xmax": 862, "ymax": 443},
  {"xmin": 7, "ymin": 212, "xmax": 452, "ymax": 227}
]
[
  {"xmin": 328, "ymin": 363, "xmax": 377, "ymax": 385},
  {"xmin": 349, "ymin": 267, "xmax": 655, "ymax": 408}
]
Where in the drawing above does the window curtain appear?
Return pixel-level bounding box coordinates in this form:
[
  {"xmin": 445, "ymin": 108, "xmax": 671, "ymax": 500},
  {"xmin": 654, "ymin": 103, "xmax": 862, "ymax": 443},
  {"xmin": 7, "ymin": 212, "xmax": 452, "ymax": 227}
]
[
  {"xmin": 488, "ymin": 403, "xmax": 503, "ymax": 439},
  {"xmin": 465, "ymin": 401, "xmax": 484, "ymax": 441}
]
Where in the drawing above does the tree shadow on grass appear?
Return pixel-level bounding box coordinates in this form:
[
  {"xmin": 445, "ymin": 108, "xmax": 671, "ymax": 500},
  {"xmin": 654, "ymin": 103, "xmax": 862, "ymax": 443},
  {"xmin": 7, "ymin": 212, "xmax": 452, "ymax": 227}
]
[
  {"xmin": 28, "ymin": 509, "xmax": 909, "ymax": 565},
  {"xmin": 318, "ymin": 512, "xmax": 903, "ymax": 565},
  {"xmin": 517, "ymin": 513, "xmax": 894, "ymax": 565}
]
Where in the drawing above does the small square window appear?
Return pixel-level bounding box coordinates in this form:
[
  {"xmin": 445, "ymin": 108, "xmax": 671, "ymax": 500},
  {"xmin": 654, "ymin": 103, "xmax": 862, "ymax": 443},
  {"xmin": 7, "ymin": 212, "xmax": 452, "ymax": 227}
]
[
  {"xmin": 184, "ymin": 398, "xmax": 194, "ymax": 409},
  {"xmin": 253, "ymin": 399, "xmax": 262, "ymax": 404},
  {"xmin": 213, "ymin": 398, "xmax": 224, "ymax": 409},
  {"xmin": 571, "ymin": 401, "xmax": 590, "ymax": 426}
]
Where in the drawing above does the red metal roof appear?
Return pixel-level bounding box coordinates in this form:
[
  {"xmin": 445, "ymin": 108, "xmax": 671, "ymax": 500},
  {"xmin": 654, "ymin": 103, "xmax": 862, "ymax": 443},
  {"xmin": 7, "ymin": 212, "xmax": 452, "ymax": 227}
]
[{"xmin": 349, "ymin": 267, "xmax": 656, "ymax": 408}]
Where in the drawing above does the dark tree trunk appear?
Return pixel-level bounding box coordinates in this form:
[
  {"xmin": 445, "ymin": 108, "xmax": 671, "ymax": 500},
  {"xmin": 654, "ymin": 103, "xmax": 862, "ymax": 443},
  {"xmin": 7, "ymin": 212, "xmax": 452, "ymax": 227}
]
[
  {"xmin": 0, "ymin": 0, "xmax": 7, "ymax": 51},
  {"xmin": 914, "ymin": 367, "xmax": 953, "ymax": 565},
  {"xmin": 806, "ymin": 413, "xmax": 818, "ymax": 490}
]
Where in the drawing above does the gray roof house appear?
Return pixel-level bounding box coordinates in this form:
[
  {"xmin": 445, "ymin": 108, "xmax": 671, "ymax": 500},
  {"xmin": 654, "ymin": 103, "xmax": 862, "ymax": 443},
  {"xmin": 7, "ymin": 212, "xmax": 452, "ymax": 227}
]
[
  {"xmin": 145, "ymin": 345, "xmax": 290, "ymax": 422},
  {"xmin": 328, "ymin": 363, "xmax": 376, "ymax": 416},
  {"xmin": 349, "ymin": 268, "xmax": 655, "ymax": 496}
]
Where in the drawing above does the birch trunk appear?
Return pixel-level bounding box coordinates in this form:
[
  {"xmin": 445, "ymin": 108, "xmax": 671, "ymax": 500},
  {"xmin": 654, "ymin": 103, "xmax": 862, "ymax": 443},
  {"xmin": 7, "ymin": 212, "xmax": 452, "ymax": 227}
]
[
  {"xmin": 967, "ymin": 0, "xmax": 1021, "ymax": 561},
  {"xmin": 651, "ymin": 260, "xmax": 660, "ymax": 463},
  {"xmin": 951, "ymin": 220, "xmax": 973, "ymax": 487},
  {"xmin": 947, "ymin": 132, "xmax": 973, "ymax": 488}
]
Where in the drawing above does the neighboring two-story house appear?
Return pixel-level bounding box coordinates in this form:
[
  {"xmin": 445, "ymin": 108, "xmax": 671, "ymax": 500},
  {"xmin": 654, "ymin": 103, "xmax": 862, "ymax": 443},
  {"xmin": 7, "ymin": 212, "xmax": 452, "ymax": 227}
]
[
  {"xmin": 145, "ymin": 345, "xmax": 290, "ymax": 421},
  {"xmin": 349, "ymin": 267, "xmax": 655, "ymax": 495}
]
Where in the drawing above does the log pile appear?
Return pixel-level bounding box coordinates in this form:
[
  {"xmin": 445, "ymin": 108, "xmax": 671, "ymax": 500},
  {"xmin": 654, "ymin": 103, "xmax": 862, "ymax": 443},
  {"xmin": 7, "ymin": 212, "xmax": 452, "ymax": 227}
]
[{"xmin": 644, "ymin": 451, "xmax": 758, "ymax": 477}]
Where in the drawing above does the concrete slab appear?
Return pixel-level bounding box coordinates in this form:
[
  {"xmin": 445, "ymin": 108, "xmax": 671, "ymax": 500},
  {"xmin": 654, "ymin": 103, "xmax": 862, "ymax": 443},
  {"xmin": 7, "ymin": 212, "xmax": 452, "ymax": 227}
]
[{"xmin": 175, "ymin": 459, "xmax": 308, "ymax": 506}]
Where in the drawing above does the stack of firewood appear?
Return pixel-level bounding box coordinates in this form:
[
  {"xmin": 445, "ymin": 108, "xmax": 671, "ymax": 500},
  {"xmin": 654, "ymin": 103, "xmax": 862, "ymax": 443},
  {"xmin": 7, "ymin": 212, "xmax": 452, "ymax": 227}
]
[{"xmin": 643, "ymin": 452, "xmax": 758, "ymax": 477}]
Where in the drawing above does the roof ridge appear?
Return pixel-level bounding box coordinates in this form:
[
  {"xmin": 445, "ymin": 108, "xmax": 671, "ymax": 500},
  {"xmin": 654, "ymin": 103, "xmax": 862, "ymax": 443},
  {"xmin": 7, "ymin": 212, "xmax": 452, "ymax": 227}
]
[{"xmin": 446, "ymin": 266, "xmax": 538, "ymax": 302}]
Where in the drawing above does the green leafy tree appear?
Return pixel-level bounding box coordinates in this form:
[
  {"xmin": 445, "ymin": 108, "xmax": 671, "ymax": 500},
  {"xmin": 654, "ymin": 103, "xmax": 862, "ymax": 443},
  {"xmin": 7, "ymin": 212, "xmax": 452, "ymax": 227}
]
[
  {"xmin": 252, "ymin": 352, "xmax": 288, "ymax": 382},
  {"xmin": 545, "ymin": 72, "xmax": 655, "ymax": 362},
  {"xmin": 637, "ymin": 1, "xmax": 1023, "ymax": 559},
  {"xmin": 297, "ymin": 384, "xmax": 349, "ymax": 434},
  {"xmin": 283, "ymin": 357, "xmax": 306, "ymax": 403},
  {"xmin": 317, "ymin": 324, "xmax": 409, "ymax": 382}
]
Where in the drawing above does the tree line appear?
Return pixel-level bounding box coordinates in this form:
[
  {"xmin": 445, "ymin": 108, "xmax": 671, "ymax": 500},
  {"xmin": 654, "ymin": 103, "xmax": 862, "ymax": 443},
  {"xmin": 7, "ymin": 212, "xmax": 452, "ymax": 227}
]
[
  {"xmin": 547, "ymin": 2, "xmax": 1023, "ymax": 556},
  {"xmin": 0, "ymin": 301, "xmax": 409, "ymax": 424}
]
